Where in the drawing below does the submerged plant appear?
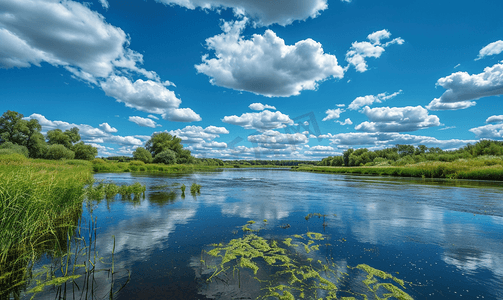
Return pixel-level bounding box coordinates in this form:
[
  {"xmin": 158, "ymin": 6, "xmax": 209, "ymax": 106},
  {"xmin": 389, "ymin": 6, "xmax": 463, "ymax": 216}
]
[{"xmin": 197, "ymin": 225, "xmax": 413, "ymax": 300}]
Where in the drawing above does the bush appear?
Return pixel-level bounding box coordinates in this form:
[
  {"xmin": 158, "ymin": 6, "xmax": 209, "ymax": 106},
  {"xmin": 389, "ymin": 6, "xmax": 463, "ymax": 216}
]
[
  {"xmin": 0, "ymin": 142, "xmax": 29, "ymax": 157},
  {"xmin": 133, "ymin": 147, "xmax": 153, "ymax": 163},
  {"xmin": 45, "ymin": 144, "xmax": 75, "ymax": 160},
  {"xmin": 129, "ymin": 160, "xmax": 145, "ymax": 166},
  {"xmin": 153, "ymin": 149, "xmax": 177, "ymax": 165}
]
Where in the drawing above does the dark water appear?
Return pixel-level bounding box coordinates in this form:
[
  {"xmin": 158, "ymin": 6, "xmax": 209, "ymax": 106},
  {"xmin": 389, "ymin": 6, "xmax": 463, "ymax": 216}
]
[{"xmin": 36, "ymin": 169, "xmax": 503, "ymax": 299}]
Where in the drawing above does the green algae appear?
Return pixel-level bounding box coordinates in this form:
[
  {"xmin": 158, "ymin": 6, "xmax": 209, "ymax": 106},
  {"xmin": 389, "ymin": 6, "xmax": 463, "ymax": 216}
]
[{"xmin": 200, "ymin": 225, "xmax": 414, "ymax": 300}]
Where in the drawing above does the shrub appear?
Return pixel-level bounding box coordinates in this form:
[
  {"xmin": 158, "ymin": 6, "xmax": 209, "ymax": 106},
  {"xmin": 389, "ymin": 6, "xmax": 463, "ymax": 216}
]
[
  {"xmin": 153, "ymin": 149, "xmax": 177, "ymax": 165},
  {"xmin": 129, "ymin": 160, "xmax": 145, "ymax": 166},
  {"xmin": 44, "ymin": 144, "xmax": 75, "ymax": 160},
  {"xmin": 0, "ymin": 142, "xmax": 29, "ymax": 157}
]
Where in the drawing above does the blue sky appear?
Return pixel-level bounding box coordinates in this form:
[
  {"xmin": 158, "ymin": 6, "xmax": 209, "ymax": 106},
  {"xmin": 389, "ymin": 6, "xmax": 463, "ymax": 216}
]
[{"xmin": 1, "ymin": 0, "xmax": 503, "ymax": 160}]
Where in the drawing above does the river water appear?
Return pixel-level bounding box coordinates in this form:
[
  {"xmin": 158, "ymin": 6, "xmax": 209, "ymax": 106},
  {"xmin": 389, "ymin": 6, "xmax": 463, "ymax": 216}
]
[{"xmin": 37, "ymin": 169, "xmax": 503, "ymax": 299}]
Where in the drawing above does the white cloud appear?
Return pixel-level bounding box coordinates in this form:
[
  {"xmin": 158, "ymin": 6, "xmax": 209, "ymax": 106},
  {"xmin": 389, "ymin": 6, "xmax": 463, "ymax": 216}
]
[
  {"xmin": 427, "ymin": 63, "xmax": 503, "ymax": 109},
  {"xmin": 248, "ymin": 130, "xmax": 308, "ymax": 146},
  {"xmin": 155, "ymin": 0, "xmax": 328, "ymax": 26},
  {"xmin": 346, "ymin": 29, "xmax": 404, "ymax": 72},
  {"xmin": 99, "ymin": 122, "xmax": 118, "ymax": 133},
  {"xmin": 223, "ymin": 110, "xmax": 293, "ymax": 131},
  {"xmin": 355, "ymin": 106, "xmax": 441, "ymax": 132},
  {"xmin": 99, "ymin": 0, "xmax": 109, "ymax": 9},
  {"xmin": 348, "ymin": 90, "xmax": 402, "ymax": 110},
  {"xmin": 321, "ymin": 132, "xmax": 477, "ymax": 149},
  {"xmin": 129, "ymin": 116, "xmax": 159, "ymax": 128},
  {"xmin": 309, "ymin": 145, "xmax": 334, "ymax": 151},
  {"xmin": 426, "ymin": 98, "xmax": 476, "ymax": 111},
  {"xmin": 469, "ymin": 123, "xmax": 503, "ymax": 139},
  {"xmin": 337, "ymin": 118, "xmax": 353, "ymax": 125},
  {"xmin": 195, "ymin": 18, "xmax": 344, "ymax": 97},
  {"xmin": 476, "ymin": 40, "xmax": 503, "ymax": 60},
  {"xmin": 0, "ymin": 0, "xmax": 155, "ymax": 81},
  {"xmin": 162, "ymin": 108, "xmax": 202, "ymax": 122},
  {"xmin": 336, "ymin": 104, "xmax": 345, "ymax": 107},
  {"xmin": 322, "ymin": 108, "xmax": 344, "ymax": 121},
  {"xmin": 168, "ymin": 125, "xmax": 229, "ymax": 144},
  {"xmin": 486, "ymin": 115, "xmax": 503, "ymax": 123},
  {"xmin": 100, "ymin": 76, "xmax": 181, "ymax": 114},
  {"xmin": 147, "ymin": 114, "xmax": 159, "ymax": 120},
  {"xmin": 25, "ymin": 113, "xmax": 143, "ymax": 153},
  {"xmin": 249, "ymin": 103, "xmax": 276, "ymax": 111}
]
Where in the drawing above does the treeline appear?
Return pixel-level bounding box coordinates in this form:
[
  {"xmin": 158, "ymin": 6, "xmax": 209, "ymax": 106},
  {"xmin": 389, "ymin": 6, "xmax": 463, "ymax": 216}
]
[
  {"xmin": 225, "ymin": 160, "xmax": 318, "ymax": 166},
  {"xmin": 319, "ymin": 140, "xmax": 503, "ymax": 167},
  {"xmin": 0, "ymin": 110, "xmax": 97, "ymax": 160},
  {"xmin": 105, "ymin": 155, "xmax": 225, "ymax": 166}
]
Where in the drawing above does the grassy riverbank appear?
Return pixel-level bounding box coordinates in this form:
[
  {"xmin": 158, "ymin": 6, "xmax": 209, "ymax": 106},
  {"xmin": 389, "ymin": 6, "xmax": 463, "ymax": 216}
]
[
  {"xmin": 294, "ymin": 156, "xmax": 503, "ymax": 181},
  {"xmin": 91, "ymin": 158, "xmax": 222, "ymax": 173}
]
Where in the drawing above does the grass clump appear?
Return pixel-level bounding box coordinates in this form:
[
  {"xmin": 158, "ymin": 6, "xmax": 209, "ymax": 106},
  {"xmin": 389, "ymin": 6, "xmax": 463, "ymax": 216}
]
[{"xmin": 190, "ymin": 183, "xmax": 201, "ymax": 195}]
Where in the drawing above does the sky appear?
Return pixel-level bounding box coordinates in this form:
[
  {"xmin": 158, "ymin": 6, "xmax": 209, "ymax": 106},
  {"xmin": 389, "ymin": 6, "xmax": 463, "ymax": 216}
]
[{"xmin": 1, "ymin": 0, "xmax": 503, "ymax": 160}]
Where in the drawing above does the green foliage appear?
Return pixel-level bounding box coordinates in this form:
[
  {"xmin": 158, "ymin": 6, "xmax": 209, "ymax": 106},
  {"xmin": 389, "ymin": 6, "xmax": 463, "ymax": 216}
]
[
  {"xmin": 46, "ymin": 127, "xmax": 81, "ymax": 149},
  {"xmin": 45, "ymin": 144, "xmax": 75, "ymax": 160},
  {"xmin": 132, "ymin": 146, "xmax": 152, "ymax": 163},
  {"xmin": 0, "ymin": 142, "xmax": 29, "ymax": 157},
  {"xmin": 72, "ymin": 141, "xmax": 97, "ymax": 160},
  {"xmin": 0, "ymin": 110, "xmax": 47, "ymax": 158},
  {"xmin": 190, "ymin": 183, "xmax": 201, "ymax": 194},
  {"xmin": 153, "ymin": 149, "xmax": 177, "ymax": 165},
  {"xmin": 146, "ymin": 132, "xmax": 183, "ymax": 157}
]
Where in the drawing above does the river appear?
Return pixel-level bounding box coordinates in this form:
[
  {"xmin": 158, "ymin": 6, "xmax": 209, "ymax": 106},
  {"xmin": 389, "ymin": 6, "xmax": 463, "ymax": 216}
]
[{"xmin": 32, "ymin": 169, "xmax": 503, "ymax": 299}]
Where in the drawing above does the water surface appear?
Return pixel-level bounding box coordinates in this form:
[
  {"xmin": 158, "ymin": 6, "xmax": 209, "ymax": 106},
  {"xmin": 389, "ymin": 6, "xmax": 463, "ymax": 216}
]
[{"xmin": 42, "ymin": 169, "xmax": 503, "ymax": 299}]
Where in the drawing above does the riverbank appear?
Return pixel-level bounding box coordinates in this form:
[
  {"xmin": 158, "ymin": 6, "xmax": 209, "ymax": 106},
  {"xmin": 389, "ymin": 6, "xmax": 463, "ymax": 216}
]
[{"xmin": 293, "ymin": 157, "xmax": 503, "ymax": 181}]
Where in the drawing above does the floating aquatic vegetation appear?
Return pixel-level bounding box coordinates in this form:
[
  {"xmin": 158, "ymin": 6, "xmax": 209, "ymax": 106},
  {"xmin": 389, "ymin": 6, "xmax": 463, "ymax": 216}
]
[{"xmin": 196, "ymin": 225, "xmax": 413, "ymax": 300}]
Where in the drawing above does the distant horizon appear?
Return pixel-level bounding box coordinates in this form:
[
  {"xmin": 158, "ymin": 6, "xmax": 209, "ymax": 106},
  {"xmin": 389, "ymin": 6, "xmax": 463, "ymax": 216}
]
[{"xmin": 1, "ymin": 0, "xmax": 502, "ymax": 160}]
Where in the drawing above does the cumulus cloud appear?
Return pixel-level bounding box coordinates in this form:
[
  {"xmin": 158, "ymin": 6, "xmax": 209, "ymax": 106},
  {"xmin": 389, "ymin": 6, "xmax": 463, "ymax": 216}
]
[
  {"xmin": 249, "ymin": 103, "xmax": 276, "ymax": 111},
  {"xmin": 322, "ymin": 108, "xmax": 344, "ymax": 121},
  {"xmin": 25, "ymin": 113, "xmax": 143, "ymax": 153},
  {"xmin": 355, "ymin": 106, "xmax": 441, "ymax": 132},
  {"xmin": 147, "ymin": 114, "xmax": 159, "ymax": 120},
  {"xmin": 99, "ymin": 0, "xmax": 109, "ymax": 9},
  {"xmin": 427, "ymin": 63, "xmax": 503, "ymax": 110},
  {"xmin": 0, "ymin": 0, "xmax": 155, "ymax": 81},
  {"xmin": 99, "ymin": 122, "xmax": 118, "ymax": 133},
  {"xmin": 100, "ymin": 76, "xmax": 180, "ymax": 114},
  {"xmin": 129, "ymin": 116, "xmax": 160, "ymax": 128},
  {"xmin": 303, "ymin": 145, "xmax": 341, "ymax": 157},
  {"xmin": 163, "ymin": 108, "xmax": 202, "ymax": 122},
  {"xmin": 248, "ymin": 130, "xmax": 308, "ymax": 147},
  {"xmin": 155, "ymin": 0, "xmax": 328, "ymax": 26},
  {"xmin": 486, "ymin": 115, "xmax": 503, "ymax": 123},
  {"xmin": 426, "ymin": 98, "xmax": 476, "ymax": 111},
  {"xmin": 346, "ymin": 29, "xmax": 404, "ymax": 72},
  {"xmin": 476, "ymin": 40, "xmax": 503, "ymax": 60},
  {"xmin": 321, "ymin": 132, "xmax": 476, "ymax": 149},
  {"xmin": 348, "ymin": 90, "xmax": 402, "ymax": 110},
  {"xmin": 337, "ymin": 118, "xmax": 353, "ymax": 125},
  {"xmin": 168, "ymin": 125, "xmax": 229, "ymax": 144},
  {"xmin": 195, "ymin": 18, "xmax": 344, "ymax": 97},
  {"xmin": 223, "ymin": 110, "xmax": 293, "ymax": 131},
  {"xmin": 469, "ymin": 124, "xmax": 503, "ymax": 139}
]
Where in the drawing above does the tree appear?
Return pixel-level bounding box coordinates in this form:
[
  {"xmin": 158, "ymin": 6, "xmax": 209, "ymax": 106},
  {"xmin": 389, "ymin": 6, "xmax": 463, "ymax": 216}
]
[
  {"xmin": 0, "ymin": 110, "xmax": 47, "ymax": 157},
  {"xmin": 0, "ymin": 142, "xmax": 29, "ymax": 157},
  {"xmin": 153, "ymin": 149, "xmax": 177, "ymax": 165},
  {"xmin": 45, "ymin": 144, "xmax": 75, "ymax": 160},
  {"xmin": 72, "ymin": 141, "xmax": 98, "ymax": 160},
  {"xmin": 47, "ymin": 128, "xmax": 81, "ymax": 148},
  {"xmin": 133, "ymin": 147, "xmax": 152, "ymax": 163},
  {"xmin": 145, "ymin": 132, "xmax": 183, "ymax": 157}
]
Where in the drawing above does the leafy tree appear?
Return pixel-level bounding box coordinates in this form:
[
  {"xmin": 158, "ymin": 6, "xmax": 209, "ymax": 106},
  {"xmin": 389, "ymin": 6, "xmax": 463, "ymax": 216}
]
[
  {"xmin": 47, "ymin": 128, "xmax": 80, "ymax": 148},
  {"xmin": 45, "ymin": 144, "xmax": 75, "ymax": 160},
  {"xmin": 342, "ymin": 148, "xmax": 354, "ymax": 166},
  {"xmin": 153, "ymin": 149, "xmax": 177, "ymax": 165},
  {"xmin": 133, "ymin": 147, "xmax": 152, "ymax": 163},
  {"xmin": 72, "ymin": 141, "xmax": 98, "ymax": 160},
  {"xmin": 145, "ymin": 132, "xmax": 183, "ymax": 157},
  {"xmin": 0, "ymin": 110, "xmax": 47, "ymax": 157},
  {"xmin": 177, "ymin": 149, "xmax": 194, "ymax": 164}
]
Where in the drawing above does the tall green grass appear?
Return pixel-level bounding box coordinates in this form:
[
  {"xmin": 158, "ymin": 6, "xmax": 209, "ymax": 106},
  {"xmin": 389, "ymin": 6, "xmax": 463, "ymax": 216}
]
[
  {"xmin": 0, "ymin": 156, "xmax": 93, "ymax": 298},
  {"xmin": 294, "ymin": 157, "xmax": 503, "ymax": 181}
]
